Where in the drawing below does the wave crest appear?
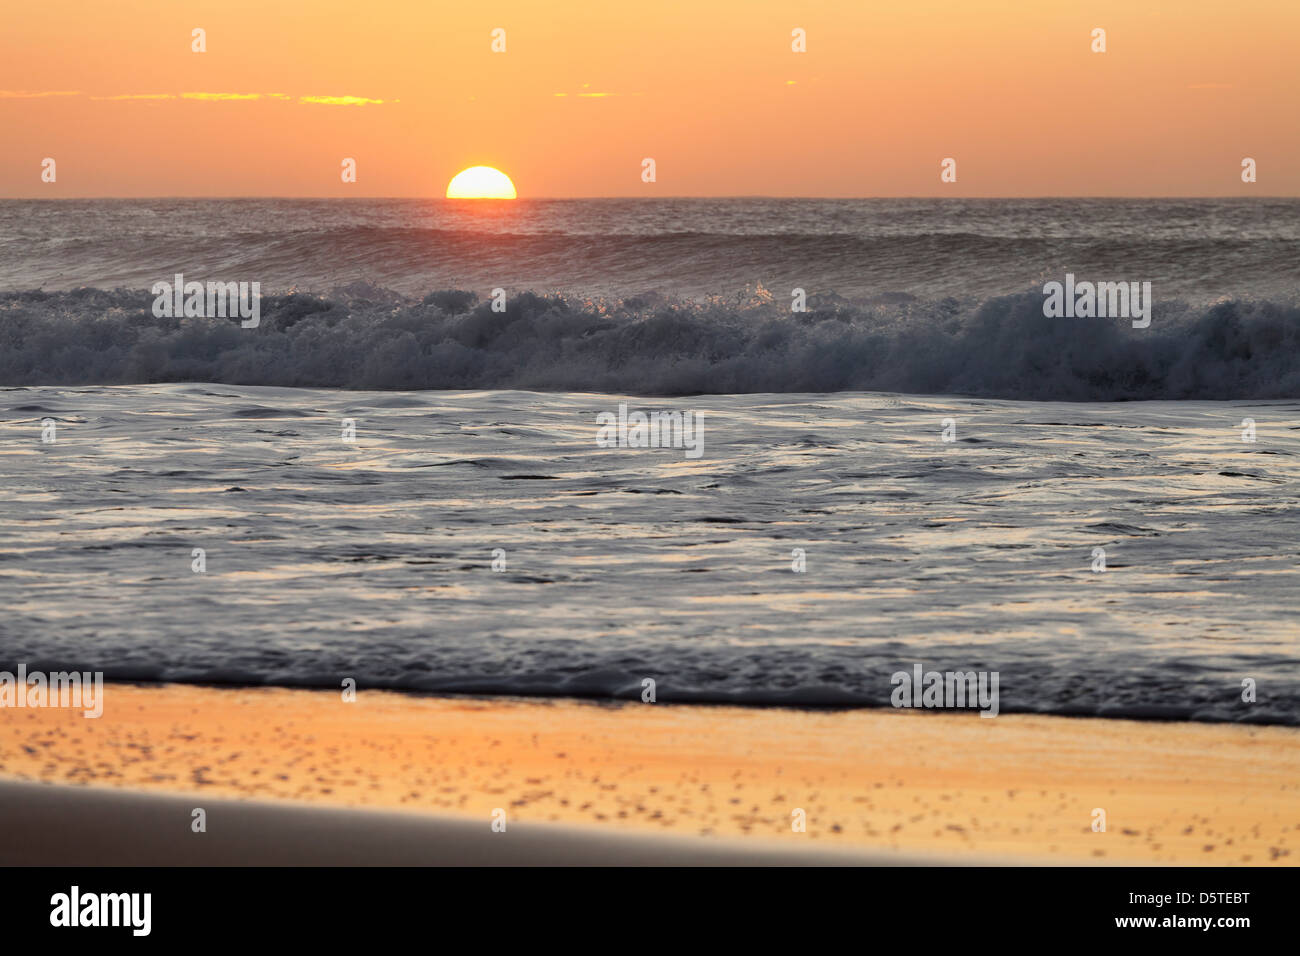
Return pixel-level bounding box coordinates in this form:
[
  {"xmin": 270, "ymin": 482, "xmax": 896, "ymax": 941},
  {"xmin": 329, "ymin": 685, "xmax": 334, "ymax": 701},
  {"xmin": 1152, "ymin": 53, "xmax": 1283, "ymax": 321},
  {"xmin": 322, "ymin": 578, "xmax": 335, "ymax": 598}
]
[{"xmin": 2, "ymin": 286, "xmax": 1297, "ymax": 399}]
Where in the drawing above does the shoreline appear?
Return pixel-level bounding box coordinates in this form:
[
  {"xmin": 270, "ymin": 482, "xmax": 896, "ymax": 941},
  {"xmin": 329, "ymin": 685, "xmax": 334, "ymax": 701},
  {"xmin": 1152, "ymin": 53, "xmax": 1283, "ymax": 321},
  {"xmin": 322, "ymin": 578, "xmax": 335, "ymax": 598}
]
[
  {"xmin": 10, "ymin": 673, "xmax": 1300, "ymax": 729},
  {"xmin": 1, "ymin": 682, "xmax": 1296, "ymax": 866}
]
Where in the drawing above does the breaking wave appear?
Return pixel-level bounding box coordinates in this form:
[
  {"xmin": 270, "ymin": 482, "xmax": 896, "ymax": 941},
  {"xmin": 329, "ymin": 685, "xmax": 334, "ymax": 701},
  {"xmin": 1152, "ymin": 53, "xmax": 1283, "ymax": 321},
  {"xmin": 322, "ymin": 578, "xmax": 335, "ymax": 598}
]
[{"xmin": 2, "ymin": 285, "xmax": 1298, "ymax": 400}]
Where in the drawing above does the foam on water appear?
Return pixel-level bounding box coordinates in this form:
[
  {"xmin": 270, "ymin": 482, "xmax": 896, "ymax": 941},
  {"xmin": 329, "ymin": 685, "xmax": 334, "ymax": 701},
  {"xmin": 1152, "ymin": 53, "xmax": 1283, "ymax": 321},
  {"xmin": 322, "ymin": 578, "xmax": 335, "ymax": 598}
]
[{"xmin": 2, "ymin": 385, "xmax": 1296, "ymax": 724}]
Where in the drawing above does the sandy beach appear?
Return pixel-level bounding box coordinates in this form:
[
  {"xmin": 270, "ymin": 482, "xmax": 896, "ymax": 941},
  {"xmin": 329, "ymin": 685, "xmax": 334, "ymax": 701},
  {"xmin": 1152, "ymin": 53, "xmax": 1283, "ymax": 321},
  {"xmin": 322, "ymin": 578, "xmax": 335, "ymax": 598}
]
[{"xmin": 1, "ymin": 683, "xmax": 1295, "ymax": 865}]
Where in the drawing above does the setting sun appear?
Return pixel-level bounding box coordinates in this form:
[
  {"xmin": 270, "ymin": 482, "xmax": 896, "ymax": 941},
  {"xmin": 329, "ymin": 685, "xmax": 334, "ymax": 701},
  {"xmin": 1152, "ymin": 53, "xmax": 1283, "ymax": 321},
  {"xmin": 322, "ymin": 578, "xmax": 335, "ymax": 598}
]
[{"xmin": 446, "ymin": 166, "xmax": 516, "ymax": 199}]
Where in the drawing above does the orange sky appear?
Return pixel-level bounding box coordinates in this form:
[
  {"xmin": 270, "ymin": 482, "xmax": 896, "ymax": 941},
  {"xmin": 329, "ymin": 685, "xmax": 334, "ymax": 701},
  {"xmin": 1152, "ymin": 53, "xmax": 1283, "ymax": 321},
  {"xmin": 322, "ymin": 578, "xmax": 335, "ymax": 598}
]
[{"xmin": 2, "ymin": 0, "xmax": 1296, "ymax": 197}]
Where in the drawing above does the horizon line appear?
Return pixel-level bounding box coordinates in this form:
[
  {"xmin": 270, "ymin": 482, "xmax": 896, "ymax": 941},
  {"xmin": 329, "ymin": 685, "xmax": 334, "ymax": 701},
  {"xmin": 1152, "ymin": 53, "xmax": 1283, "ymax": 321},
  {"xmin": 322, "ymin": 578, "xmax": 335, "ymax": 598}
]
[{"xmin": 1, "ymin": 194, "xmax": 1293, "ymax": 201}]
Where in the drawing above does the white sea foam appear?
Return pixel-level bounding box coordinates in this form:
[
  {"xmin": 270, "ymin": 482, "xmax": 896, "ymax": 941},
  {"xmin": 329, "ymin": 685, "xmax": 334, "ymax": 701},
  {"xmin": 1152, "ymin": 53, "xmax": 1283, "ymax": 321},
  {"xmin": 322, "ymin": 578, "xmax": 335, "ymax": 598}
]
[{"xmin": 2, "ymin": 384, "xmax": 1296, "ymax": 724}]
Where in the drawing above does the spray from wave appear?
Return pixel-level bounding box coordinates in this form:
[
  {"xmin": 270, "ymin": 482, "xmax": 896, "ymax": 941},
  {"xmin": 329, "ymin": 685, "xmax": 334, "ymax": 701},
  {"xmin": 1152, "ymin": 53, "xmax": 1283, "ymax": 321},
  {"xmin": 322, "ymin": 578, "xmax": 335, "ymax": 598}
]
[{"xmin": 2, "ymin": 285, "xmax": 1297, "ymax": 400}]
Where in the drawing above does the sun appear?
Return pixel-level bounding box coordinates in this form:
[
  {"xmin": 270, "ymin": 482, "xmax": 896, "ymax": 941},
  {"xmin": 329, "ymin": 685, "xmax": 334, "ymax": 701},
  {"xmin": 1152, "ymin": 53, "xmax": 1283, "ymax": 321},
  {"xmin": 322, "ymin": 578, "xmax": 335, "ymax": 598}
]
[{"xmin": 446, "ymin": 166, "xmax": 517, "ymax": 199}]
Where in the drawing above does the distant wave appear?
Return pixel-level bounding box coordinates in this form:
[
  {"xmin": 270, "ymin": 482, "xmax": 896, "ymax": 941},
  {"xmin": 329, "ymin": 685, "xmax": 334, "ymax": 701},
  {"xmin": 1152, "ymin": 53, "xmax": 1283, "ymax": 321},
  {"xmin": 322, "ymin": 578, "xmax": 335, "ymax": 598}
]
[
  {"xmin": 2, "ymin": 286, "xmax": 1298, "ymax": 399},
  {"xmin": 6, "ymin": 227, "xmax": 1300, "ymax": 302}
]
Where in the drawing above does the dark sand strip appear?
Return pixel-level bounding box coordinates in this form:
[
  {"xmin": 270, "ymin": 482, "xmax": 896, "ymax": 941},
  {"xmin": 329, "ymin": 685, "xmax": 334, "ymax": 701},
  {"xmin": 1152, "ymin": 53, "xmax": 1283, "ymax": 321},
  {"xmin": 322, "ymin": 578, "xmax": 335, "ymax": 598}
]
[{"xmin": 0, "ymin": 780, "xmax": 977, "ymax": 866}]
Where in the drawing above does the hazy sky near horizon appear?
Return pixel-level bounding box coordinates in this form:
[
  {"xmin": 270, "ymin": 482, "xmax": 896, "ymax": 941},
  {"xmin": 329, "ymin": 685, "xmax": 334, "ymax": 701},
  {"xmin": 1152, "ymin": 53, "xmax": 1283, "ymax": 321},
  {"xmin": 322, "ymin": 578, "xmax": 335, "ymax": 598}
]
[{"xmin": 2, "ymin": 0, "xmax": 1297, "ymax": 198}]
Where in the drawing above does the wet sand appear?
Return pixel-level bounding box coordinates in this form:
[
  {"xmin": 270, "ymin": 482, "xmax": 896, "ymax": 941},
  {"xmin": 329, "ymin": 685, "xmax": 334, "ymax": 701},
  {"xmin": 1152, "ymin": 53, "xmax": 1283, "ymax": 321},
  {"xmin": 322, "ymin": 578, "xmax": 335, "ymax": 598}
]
[{"xmin": 1, "ymin": 683, "xmax": 1296, "ymax": 865}]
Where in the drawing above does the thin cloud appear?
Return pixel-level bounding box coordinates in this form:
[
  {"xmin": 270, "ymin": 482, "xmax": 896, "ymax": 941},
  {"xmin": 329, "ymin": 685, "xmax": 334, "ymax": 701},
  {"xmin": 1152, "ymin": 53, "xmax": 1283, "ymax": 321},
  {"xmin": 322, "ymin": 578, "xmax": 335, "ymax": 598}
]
[
  {"xmin": 91, "ymin": 93, "xmax": 176, "ymax": 101},
  {"xmin": 298, "ymin": 95, "xmax": 395, "ymax": 106},
  {"xmin": 552, "ymin": 90, "xmax": 629, "ymax": 98},
  {"xmin": 0, "ymin": 90, "xmax": 82, "ymax": 98},
  {"xmin": 553, "ymin": 83, "xmax": 627, "ymax": 99},
  {"xmin": 3, "ymin": 90, "xmax": 397, "ymax": 105},
  {"xmin": 181, "ymin": 92, "xmax": 263, "ymax": 101}
]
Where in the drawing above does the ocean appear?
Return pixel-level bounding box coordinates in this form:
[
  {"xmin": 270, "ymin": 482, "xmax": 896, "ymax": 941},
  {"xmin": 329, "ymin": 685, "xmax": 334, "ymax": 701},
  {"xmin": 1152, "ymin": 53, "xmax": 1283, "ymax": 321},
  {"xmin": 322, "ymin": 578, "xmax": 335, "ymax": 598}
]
[{"xmin": 1, "ymin": 198, "xmax": 1296, "ymax": 723}]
